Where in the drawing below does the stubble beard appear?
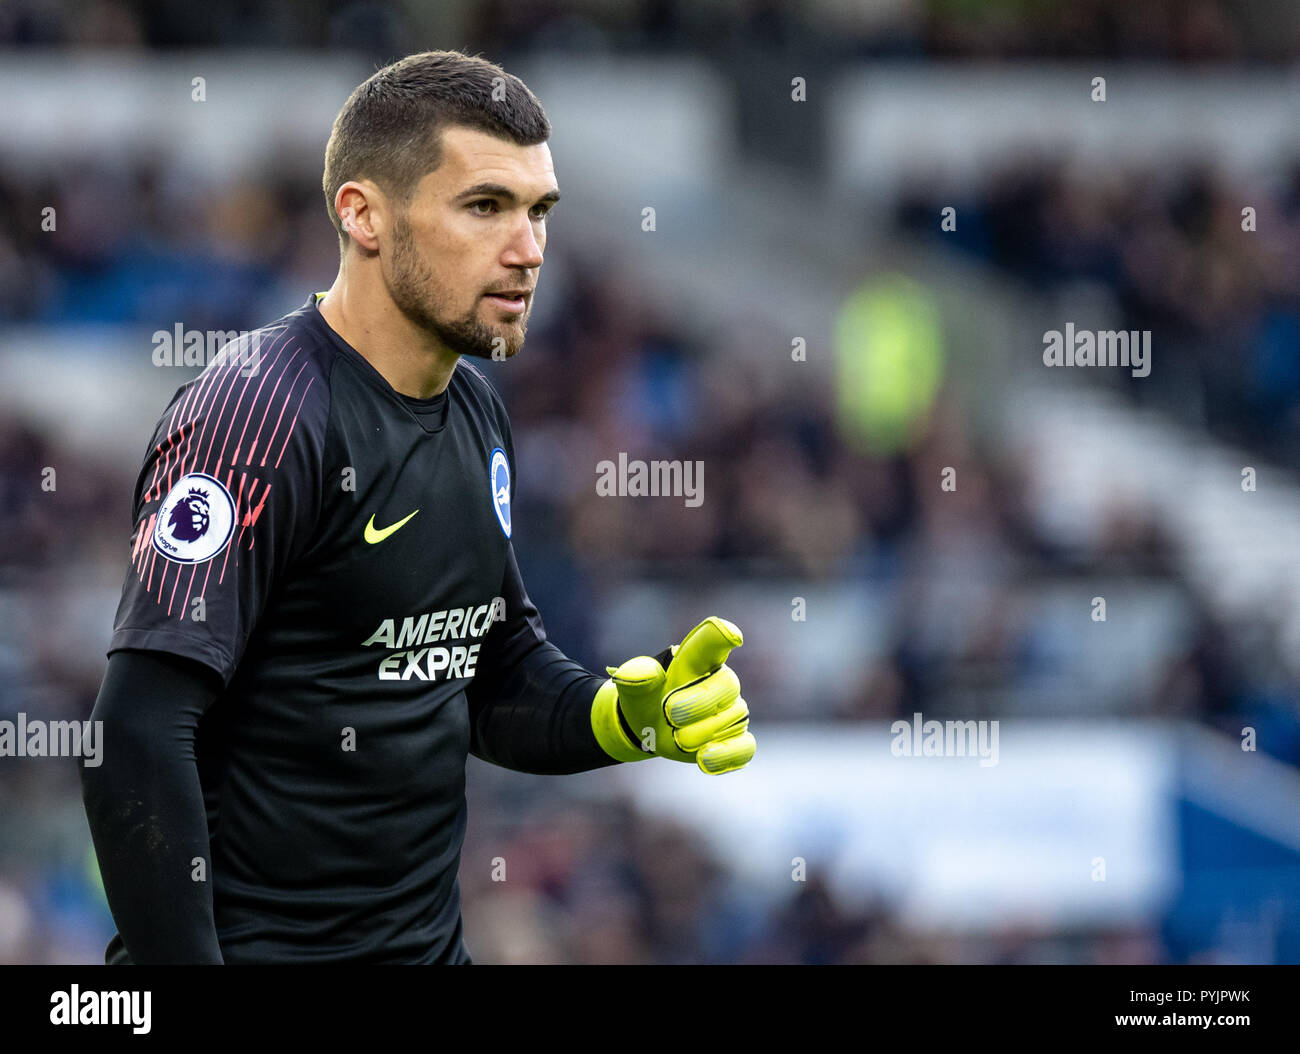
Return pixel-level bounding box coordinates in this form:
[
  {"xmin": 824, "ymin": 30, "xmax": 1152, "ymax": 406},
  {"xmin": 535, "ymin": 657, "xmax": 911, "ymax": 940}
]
[{"xmin": 387, "ymin": 213, "xmax": 527, "ymax": 361}]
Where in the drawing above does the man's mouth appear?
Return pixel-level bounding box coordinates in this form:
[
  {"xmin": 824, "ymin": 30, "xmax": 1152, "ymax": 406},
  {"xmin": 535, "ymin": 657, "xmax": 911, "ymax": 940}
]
[{"xmin": 484, "ymin": 290, "xmax": 529, "ymax": 313}]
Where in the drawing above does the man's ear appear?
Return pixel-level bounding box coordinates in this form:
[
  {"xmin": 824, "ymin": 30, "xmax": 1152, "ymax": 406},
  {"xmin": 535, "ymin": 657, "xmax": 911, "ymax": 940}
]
[{"xmin": 335, "ymin": 181, "xmax": 381, "ymax": 252}]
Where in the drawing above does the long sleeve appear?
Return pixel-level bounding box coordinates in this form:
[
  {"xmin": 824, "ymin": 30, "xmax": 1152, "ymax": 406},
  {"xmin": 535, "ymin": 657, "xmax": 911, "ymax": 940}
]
[
  {"xmin": 81, "ymin": 648, "xmax": 226, "ymax": 964},
  {"xmin": 465, "ymin": 544, "xmax": 619, "ymax": 774}
]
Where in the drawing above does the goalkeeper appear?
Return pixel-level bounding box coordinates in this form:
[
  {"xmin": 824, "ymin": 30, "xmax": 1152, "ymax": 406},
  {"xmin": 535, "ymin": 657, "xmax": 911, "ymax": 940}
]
[{"xmin": 81, "ymin": 49, "xmax": 754, "ymax": 966}]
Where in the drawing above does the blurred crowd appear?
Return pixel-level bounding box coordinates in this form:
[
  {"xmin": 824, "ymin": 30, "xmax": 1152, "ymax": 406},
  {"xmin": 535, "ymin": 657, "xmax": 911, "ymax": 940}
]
[
  {"xmin": 7, "ymin": 140, "xmax": 1300, "ymax": 762},
  {"xmin": 897, "ymin": 158, "xmax": 1300, "ymax": 462},
  {"xmin": 0, "ymin": 155, "xmax": 337, "ymax": 329},
  {"xmin": 457, "ymin": 784, "xmax": 1174, "ymax": 965},
  {"xmin": 0, "ymin": 0, "xmax": 1290, "ymax": 64}
]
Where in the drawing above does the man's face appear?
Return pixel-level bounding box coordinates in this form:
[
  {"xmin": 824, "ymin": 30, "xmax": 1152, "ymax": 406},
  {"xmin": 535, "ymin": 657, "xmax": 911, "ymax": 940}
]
[
  {"xmin": 188, "ymin": 497, "xmax": 209, "ymax": 534},
  {"xmin": 382, "ymin": 125, "xmax": 557, "ymax": 361}
]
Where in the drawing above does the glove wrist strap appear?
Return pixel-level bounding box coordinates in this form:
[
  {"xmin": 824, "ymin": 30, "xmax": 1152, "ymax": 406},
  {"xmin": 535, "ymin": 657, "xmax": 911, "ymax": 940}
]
[{"xmin": 591, "ymin": 679, "xmax": 653, "ymax": 763}]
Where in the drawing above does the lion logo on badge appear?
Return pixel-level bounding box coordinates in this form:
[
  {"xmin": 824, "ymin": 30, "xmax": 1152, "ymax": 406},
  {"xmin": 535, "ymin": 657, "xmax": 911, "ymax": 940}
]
[{"xmin": 167, "ymin": 488, "xmax": 212, "ymax": 542}]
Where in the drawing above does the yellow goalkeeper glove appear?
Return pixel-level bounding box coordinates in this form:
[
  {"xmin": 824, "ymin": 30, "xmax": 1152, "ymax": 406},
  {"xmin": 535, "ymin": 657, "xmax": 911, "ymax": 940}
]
[{"xmin": 590, "ymin": 616, "xmax": 755, "ymax": 775}]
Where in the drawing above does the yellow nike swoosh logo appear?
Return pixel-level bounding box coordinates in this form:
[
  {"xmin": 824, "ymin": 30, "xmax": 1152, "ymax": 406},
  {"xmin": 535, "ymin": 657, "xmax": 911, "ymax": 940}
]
[{"xmin": 364, "ymin": 509, "xmax": 419, "ymax": 544}]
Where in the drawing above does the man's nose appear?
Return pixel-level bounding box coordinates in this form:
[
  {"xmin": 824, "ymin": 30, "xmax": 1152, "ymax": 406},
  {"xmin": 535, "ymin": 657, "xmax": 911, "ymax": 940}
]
[{"xmin": 502, "ymin": 215, "xmax": 544, "ymax": 269}]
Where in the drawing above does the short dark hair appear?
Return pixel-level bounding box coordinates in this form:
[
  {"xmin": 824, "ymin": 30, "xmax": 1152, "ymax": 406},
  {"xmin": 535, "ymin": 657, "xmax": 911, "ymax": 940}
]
[{"xmin": 322, "ymin": 50, "xmax": 551, "ymax": 245}]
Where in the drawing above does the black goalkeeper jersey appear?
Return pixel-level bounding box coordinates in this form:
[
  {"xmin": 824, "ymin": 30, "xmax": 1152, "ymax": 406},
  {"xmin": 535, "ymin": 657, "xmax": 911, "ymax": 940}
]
[{"xmin": 102, "ymin": 291, "xmax": 610, "ymax": 964}]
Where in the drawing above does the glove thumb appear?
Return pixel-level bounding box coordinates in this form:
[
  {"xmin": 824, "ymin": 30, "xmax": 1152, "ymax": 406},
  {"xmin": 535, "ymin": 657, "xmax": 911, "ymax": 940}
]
[{"xmin": 663, "ymin": 616, "xmax": 743, "ymax": 693}]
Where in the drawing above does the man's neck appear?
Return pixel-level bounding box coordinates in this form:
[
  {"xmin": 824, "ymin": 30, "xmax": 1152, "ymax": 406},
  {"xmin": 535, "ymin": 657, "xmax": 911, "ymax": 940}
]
[{"xmin": 316, "ymin": 277, "xmax": 459, "ymax": 399}]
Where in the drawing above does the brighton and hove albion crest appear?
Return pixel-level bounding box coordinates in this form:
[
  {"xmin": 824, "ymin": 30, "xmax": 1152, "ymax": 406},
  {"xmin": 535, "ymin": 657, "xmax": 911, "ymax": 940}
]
[
  {"xmin": 152, "ymin": 472, "xmax": 236, "ymax": 564},
  {"xmin": 489, "ymin": 447, "xmax": 511, "ymax": 538}
]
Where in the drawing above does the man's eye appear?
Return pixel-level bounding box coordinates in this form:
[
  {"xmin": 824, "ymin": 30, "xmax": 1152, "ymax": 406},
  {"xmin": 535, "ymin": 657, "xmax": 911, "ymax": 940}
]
[
  {"xmin": 470, "ymin": 200, "xmax": 496, "ymax": 215},
  {"xmin": 531, "ymin": 204, "xmax": 553, "ymax": 219}
]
